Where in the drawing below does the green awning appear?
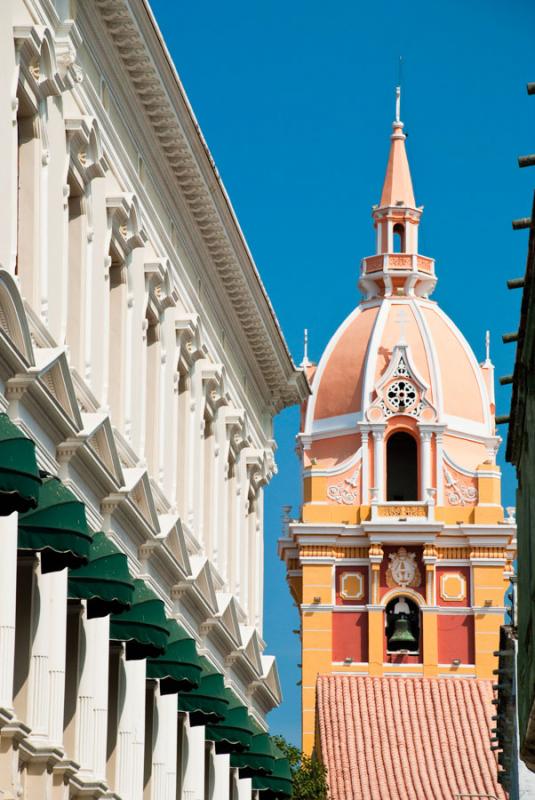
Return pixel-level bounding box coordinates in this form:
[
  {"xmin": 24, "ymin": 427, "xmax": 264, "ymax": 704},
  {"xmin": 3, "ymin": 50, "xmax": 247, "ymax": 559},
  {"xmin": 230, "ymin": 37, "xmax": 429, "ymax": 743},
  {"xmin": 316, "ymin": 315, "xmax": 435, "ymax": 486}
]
[
  {"xmin": 252, "ymin": 746, "xmax": 293, "ymax": 798},
  {"xmin": 177, "ymin": 659, "xmax": 229, "ymax": 725},
  {"xmin": 68, "ymin": 532, "xmax": 135, "ymax": 618},
  {"xmin": 0, "ymin": 414, "xmax": 41, "ymax": 515},
  {"xmin": 146, "ymin": 619, "xmax": 203, "ymax": 694},
  {"xmin": 230, "ymin": 731, "xmax": 277, "ymax": 777},
  {"xmin": 18, "ymin": 475, "xmax": 92, "ymax": 572},
  {"xmin": 205, "ymin": 691, "xmax": 255, "ymax": 754},
  {"xmin": 109, "ymin": 579, "xmax": 169, "ymax": 660}
]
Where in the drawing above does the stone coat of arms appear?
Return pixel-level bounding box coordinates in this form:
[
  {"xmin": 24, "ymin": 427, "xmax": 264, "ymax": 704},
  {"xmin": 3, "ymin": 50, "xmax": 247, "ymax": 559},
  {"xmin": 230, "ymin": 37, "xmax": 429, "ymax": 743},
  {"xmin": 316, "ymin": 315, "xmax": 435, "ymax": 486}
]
[{"xmin": 386, "ymin": 547, "xmax": 421, "ymax": 588}]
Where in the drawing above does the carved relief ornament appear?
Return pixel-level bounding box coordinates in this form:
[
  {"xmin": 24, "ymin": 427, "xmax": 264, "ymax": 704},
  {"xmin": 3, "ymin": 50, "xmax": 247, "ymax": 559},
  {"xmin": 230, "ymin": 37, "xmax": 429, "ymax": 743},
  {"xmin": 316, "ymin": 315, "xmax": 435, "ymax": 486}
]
[{"xmin": 386, "ymin": 547, "xmax": 421, "ymax": 589}]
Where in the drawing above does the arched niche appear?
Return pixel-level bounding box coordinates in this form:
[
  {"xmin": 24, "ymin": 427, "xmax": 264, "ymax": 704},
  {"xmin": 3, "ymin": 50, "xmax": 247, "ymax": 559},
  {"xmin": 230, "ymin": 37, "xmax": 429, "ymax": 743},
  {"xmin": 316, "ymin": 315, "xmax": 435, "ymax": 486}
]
[{"xmin": 385, "ymin": 594, "xmax": 420, "ymax": 654}]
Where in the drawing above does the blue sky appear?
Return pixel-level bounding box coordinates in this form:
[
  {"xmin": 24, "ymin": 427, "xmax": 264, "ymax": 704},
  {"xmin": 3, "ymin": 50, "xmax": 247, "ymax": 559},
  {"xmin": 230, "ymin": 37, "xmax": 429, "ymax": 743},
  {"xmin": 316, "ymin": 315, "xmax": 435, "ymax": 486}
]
[{"xmin": 149, "ymin": 0, "xmax": 535, "ymax": 744}]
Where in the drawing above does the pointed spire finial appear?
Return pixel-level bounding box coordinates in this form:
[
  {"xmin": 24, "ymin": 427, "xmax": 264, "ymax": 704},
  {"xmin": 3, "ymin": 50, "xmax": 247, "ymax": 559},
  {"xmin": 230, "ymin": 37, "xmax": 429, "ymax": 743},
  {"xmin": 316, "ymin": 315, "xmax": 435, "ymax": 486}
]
[
  {"xmin": 485, "ymin": 330, "xmax": 491, "ymax": 364},
  {"xmin": 301, "ymin": 328, "xmax": 311, "ymax": 367}
]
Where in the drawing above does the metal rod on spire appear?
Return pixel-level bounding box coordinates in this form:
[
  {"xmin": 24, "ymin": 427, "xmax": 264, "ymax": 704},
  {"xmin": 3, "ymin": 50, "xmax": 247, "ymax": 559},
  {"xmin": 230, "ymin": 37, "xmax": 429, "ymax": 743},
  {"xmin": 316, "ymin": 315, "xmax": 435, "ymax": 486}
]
[
  {"xmin": 395, "ymin": 56, "xmax": 403, "ymax": 123},
  {"xmin": 485, "ymin": 330, "xmax": 491, "ymax": 364}
]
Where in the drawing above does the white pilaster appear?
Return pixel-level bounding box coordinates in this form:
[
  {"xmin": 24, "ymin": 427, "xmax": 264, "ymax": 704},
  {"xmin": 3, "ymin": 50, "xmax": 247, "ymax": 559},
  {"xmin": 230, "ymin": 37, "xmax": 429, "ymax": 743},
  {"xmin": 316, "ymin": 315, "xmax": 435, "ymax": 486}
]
[
  {"xmin": 360, "ymin": 429, "xmax": 369, "ymax": 505},
  {"xmin": 212, "ymin": 751, "xmax": 230, "ymax": 800},
  {"xmin": 74, "ymin": 613, "xmax": 110, "ymax": 779},
  {"xmin": 47, "ymin": 568, "xmax": 68, "ymax": 746},
  {"xmin": 420, "ymin": 429, "xmax": 432, "ymax": 500},
  {"xmin": 116, "ymin": 657, "xmax": 146, "ymax": 800},
  {"xmin": 182, "ymin": 720, "xmax": 205, "ymax": 800},
  {"xmin": 371, "ymin": 425, "xmax": 386, "ymax": 502},
  {"xmin": 27, "ymin": 561, "xmax": 51, "ymax": 738},
  {"xmin": 152, "ymin": 689, "xmax": 177, "ymax": 800},
  {"xmin": 435, "ymin": 430, "xmax": 444, "ymax": 504},
  {"xmin": 0, "ymin": 512, "xmax": 18, "ymax": 713},
  {"xmin": 236, "ymin": 776, "xmax": 252, "ymax": 800}
]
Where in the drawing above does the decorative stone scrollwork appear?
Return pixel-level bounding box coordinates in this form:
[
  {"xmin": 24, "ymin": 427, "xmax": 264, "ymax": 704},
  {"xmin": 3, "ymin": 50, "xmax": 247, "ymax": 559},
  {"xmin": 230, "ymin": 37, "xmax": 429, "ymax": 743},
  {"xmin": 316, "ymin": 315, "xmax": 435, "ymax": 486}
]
[
  {"xmin": 327, "ymin": 463, "xmax": 361, "ymax": 504},
  {"xmin": 327, "ymin": 483, "xmax": 358, "ymax": 505},
  {"xmin": 444, "ymin": 466, "xmax": 478, "ymax": 506}
]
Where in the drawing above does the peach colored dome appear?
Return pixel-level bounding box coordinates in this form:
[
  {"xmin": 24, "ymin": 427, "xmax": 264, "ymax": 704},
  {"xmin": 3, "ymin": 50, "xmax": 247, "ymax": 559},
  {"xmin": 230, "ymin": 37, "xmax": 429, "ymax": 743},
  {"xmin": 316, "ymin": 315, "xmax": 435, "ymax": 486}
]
[{"xmin": 308, "ymin": 297, "xmax": 491, "ymax": 431}]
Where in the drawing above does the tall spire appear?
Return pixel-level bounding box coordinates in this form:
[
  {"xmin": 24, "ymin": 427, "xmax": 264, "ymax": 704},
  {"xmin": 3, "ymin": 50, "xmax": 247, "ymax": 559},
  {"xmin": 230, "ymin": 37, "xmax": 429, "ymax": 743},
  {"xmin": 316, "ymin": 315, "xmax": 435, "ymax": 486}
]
[
  {"xmin": 359, "ymin": 86, "xmax": 437, "ymax": 301},
  {"xmin": 379, "ymin": 86, "xmax": 416, "ymax": 209}
]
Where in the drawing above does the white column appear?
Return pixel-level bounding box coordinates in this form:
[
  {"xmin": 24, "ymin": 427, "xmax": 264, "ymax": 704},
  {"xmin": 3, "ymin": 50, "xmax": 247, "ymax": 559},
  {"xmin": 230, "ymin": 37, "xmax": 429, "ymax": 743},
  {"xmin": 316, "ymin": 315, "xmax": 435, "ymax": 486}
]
[
  {"xmin": 212, "ymin": 752, "xmax": 230, "ymax": 800},
  {"xmin": 435, "ymin": 431, "xmax": 444, "ymax": 505},
  {"xmin": 47, "ymin": 569, "xmax": 68, "ymax": 746},
  {"xmin": 371, "ymin": 426, "xmax": 385, "ymax": 502},
  {"xmin": 0, "ymin": 512, "xmax": 18, "ymax": 714},
  {"xmin": 152, "ymin": 689, "xmax": 178, "ymax": 800},
  {"xmin": 236, "ymin": 776, "xmax": 252, "ymax": 800},
  {"xmin": 116, "ymin": 657, "xmax": 146, "ymax": 800},
  {"xmin": 360, "ymin": 430, "xmax": 369, "ymax": 505},
  {"xmin": 76, "ymin": 613, "xmax": 110, "ymax": 779},
  {"xmin": 39, "ymin": 104, "xmax": 49, "ymax": 323},
  {"xmin": 255, "ymin": 492, "xmax": 264, "ymax": 632},
  {"xmin": 182, "ymin": 720, "xmax": 205, "ymax": 800},
  {"xmin": 420, "ymin": 429, "xmax": 432, "ymax": 500},
  {"xmin": 0, "ymin": 7, "xmax": 18, "ymax": 271},
  {"xmin": 93, "ymin": 616, "xmax": 110, "ymax": 780},
  {"xmin": 27, "ymin": 562, "xmax": 51, "ymax": 739},
  {"xmin": 190, "ymin": 367, "xmax": 204, "ymax": 536},
  {"xmin": 386, "ymin": 221, "xmax": 393, "ymax": 253}
]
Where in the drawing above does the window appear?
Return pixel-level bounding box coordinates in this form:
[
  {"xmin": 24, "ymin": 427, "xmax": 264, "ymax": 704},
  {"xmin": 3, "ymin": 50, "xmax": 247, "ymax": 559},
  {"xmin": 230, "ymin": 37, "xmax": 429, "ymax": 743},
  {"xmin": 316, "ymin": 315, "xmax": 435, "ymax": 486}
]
[
  {"xmin": 386, "ymin": 431, "xmax": 418, "ymax": 501},
  {"xmin": 393, "ymin": 223, "xmax": 405, "ymax": 253}
]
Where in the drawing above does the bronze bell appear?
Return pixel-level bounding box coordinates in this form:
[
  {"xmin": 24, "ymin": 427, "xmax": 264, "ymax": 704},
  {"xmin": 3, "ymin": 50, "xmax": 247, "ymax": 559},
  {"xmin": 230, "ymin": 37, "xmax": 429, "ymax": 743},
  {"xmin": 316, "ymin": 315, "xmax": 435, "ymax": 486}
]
[{"xmin": 389, "ymin": 617, "xmax": 417, "ymax": 649}]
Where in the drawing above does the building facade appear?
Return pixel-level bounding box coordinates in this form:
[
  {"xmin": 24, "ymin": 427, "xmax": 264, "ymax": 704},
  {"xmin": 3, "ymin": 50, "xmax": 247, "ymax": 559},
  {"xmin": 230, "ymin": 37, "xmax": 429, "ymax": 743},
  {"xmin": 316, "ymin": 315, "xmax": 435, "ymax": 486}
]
[
  {"xmin": 504, "ymin": 81, "xmax": 535, "ymax": 780},
  {"xmin": 0, "ymin": 1, "xmax": 307, "ymax": 798},
  {"xmin": 279, "ymin": 94, "xmax": 515, "ymax": 798}
]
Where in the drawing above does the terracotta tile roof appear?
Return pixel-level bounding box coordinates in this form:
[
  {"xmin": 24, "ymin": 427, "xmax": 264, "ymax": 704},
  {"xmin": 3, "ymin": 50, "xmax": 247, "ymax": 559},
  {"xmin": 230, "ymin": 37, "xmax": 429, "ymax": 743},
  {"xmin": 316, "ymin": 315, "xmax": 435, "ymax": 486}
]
[{"xmin": 317, "ymin": 675, "xmax": 506, "ymax": 800}]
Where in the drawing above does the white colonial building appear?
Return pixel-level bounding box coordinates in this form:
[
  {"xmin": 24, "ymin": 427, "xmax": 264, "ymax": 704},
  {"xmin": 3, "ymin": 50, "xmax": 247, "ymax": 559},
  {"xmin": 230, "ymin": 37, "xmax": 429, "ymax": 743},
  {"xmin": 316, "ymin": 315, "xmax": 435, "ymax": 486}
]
[{"xmin": 0, "ymin": 1, "xmax": 307, "ymax": 799}]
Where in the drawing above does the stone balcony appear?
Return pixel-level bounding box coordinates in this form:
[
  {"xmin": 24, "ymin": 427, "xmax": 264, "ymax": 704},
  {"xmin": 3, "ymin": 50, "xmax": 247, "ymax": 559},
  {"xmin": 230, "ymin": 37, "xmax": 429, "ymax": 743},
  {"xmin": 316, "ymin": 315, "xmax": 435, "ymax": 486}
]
[{"xmin": 361, "ymin": 253, "xmax": 435, "ymax": 276}]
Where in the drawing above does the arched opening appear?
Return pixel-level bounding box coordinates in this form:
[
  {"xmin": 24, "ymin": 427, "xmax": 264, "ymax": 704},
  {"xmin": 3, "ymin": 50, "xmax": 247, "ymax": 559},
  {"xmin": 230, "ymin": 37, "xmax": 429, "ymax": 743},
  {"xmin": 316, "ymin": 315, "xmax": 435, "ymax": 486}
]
[
  {"xmin": 386, "ymin": 431, "xmax": 418, "ymax": 501},
  {"xmin": 393, "ymin": 223, "xmax": 405, "ymax": 253},
  {"xmin": 385, "ymin": 595, "xmax": 420, "ymax": 654}
]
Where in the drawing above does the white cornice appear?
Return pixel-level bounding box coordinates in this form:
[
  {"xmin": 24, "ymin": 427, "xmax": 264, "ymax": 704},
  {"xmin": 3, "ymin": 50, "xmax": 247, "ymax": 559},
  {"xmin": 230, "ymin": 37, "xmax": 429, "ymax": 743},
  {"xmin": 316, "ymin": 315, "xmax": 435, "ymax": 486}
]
[{"xmin": 88, "ymin": 0, "xmax": 309, "ymax": 413}]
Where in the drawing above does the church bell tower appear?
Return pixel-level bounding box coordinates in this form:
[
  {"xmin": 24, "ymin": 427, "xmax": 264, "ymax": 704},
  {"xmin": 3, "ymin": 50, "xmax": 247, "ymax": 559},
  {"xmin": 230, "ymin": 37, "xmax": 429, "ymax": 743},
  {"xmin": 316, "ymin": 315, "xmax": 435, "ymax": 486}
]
[{"xmin": 279, "ymin": 90, "xmax": 516, "ymax": 760}]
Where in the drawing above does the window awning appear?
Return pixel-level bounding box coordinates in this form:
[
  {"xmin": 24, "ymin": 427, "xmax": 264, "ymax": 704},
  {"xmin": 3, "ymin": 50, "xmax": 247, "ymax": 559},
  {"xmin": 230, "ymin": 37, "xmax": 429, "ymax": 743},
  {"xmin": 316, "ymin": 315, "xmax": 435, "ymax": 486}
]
[
  {"xmin": 146, "ymin": 619, "xmax": 203, "ymax": 694},
  {"xmin": 177, "ymin": 659, "xmax": 229, "ymax": 725},
  {"xmin": 109, "ymin": 579, "xmax": 169, "ymax": 660},
  {"xmin": 0, "ymin": 414, "xmax": 41, "ymax": 515},
  {"xmin": 68, "ymin": 532, "xmax": 135, "ymax": 618},
  {"xmin": 18, "ymin": 474, "xmax": 92, "ymax": 573},
  {"xmin": 230, "ymin": 731, "xmax": 277, "ymax": 777},
  {"xmin": 205, "ymin": 691, "xmax": 255, "ymax": 754},
  {"xmin": 252, "ymin": 746, "xmax": 293, "ymax": 798}
]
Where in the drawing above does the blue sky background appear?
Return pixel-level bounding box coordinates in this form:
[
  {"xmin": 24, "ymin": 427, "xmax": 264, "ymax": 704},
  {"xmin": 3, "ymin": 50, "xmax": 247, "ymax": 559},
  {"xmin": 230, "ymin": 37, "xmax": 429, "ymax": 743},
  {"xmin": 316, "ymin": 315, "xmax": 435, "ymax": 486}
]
[{"xmin": 150, "ymin": 0, "xmax": 535, "ymax": 745}]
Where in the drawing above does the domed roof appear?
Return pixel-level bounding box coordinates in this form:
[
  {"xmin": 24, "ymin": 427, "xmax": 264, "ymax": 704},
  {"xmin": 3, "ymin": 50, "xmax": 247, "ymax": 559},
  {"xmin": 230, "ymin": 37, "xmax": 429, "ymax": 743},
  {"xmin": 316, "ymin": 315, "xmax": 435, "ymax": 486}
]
[
  {"xmin": 306, "ymin": 297, "xmax": 493, "ymax": 436},
  {"xmin": 304, "ymin": 96, "xmax": 494, "ymax": 446}
]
